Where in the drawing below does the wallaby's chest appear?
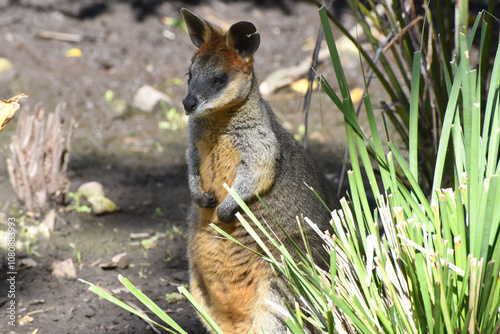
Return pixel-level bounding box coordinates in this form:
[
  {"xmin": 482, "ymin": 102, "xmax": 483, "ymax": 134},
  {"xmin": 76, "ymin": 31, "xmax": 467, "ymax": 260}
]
[{"xmin": 195, "ymin": 133, "xmax": 240, "ymax": 202}]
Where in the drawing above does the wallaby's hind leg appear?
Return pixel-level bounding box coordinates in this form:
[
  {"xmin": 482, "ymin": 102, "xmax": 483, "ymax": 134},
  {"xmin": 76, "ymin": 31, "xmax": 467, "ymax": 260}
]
[
  {"xmin": 187, "ymin": 211, "xmax": 288, "ymax": 333},
  {"xmin": 189, "ymin": 260, "xmax": 289, "ymax": 334}
]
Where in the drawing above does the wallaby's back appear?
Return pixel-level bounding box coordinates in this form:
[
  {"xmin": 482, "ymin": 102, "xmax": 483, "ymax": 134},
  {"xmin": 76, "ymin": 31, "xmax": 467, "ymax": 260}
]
[{"xmin": 181, "ymin": 8, "xmax": 337, "ymax": 333}]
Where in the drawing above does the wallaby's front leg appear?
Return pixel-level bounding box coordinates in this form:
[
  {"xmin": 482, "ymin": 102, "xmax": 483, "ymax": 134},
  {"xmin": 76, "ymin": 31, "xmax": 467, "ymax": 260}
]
[
  {"xmin": 187, "ymin": 145, "xmax": 217, "ymax": 208},
  {"xmin": 217, "ymin": 144, "xmax": 278, "ymax": 223}
]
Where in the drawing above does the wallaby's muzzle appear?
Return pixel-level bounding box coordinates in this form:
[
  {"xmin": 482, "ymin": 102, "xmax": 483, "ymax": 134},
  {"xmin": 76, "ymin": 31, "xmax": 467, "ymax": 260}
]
[{"xmin": 182, "ymin": 95, "xmax": 198, "ymax": 115}]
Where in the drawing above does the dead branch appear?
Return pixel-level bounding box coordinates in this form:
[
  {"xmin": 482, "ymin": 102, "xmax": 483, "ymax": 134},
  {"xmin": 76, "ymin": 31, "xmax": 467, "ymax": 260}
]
[{"xmin": 7, "ymin": 103, "xmax": 77, "ymax": 212}]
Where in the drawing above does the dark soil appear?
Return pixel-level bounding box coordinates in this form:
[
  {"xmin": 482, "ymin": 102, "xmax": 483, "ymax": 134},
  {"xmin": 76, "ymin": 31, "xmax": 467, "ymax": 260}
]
[{"xmin": 0, "ymin": 1, "xmax": 359, "ymax": 333}]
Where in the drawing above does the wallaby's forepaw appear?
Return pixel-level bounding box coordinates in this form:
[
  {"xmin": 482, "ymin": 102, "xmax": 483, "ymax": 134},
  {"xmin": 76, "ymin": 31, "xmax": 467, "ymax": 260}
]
[
  {"xmin": 193, "ymin": 192, "xmax": 217, "ymax": 208},
  {"xmin": 217, "ymin": 204, "xmax": 238, "ymax": 223}
]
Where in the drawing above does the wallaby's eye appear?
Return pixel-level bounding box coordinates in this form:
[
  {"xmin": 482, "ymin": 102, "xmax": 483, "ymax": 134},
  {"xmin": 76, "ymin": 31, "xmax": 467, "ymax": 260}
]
[
  {"xmin": 213, "ymin": 74, "xmax": 228, "ymax": 86},
  {"xmin": 186, "ymin": 71, "xmax": 192, "ymax": 83}
]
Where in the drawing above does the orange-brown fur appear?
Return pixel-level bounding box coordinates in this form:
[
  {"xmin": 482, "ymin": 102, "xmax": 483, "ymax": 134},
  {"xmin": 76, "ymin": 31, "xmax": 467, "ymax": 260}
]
[
  {"xmin": 197, "ymin": 134, "xmax": 239, "ymax": 220},
  {"xmin": 189, "ymin": 224, "xmax": 272, "ymax": 333},
  {"xmin": 197, "ymin": 35, "xmax": 253, "ymax": 74}
]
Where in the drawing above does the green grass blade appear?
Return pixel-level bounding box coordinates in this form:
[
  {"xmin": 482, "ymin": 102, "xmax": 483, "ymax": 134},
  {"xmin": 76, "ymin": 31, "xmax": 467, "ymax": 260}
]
[
  {"xmin": 388, "ymin": 142, "xmax": 433, "ymax": 219},
  {"xmin": 485, "ymin": 43, "xmax": 500, "ymax": 176},
  {"xmin": 178, "ymin": 286, "xmax": 223, "ymax": 334},
  {"xmin": 118, "ymin": 275, "xmax": 187, "ymax": 334},
  {"xmin": 319, "ymin": 6, "xmax": 349, "ymax": 100},
  {"xmin": 79, "ymin": 278, "xmax": 182, "ymax": 334},
  {"xmin": 431, "ymin": 64, "xmax": 464, "ymax": 197},
  {"xmin": 409, "ymin": 50, "xmax": 422, "ymax": 180},
  {"xmin": 484, "ymin": 176, "xmax": 499, "ymax": 250}
]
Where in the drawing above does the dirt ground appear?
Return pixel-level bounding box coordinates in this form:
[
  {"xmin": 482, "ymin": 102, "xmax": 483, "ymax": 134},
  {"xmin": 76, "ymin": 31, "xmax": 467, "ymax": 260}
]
[{"xmin": 0, "ymin": 1, "xmax": 361, "ymax": 333}]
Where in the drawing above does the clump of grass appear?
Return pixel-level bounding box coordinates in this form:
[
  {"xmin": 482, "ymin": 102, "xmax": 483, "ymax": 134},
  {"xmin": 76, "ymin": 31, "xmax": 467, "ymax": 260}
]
[
  {"xmin": 314, "ymin": 0, "xmax": 498, "ymax": 194},
  {"xmin": 80, "ymin": 275, "xmax": 188, "ymax": 334},
  {"xmin": 227, "ymin": 5, "xmax": 499, "ymax": 333}
]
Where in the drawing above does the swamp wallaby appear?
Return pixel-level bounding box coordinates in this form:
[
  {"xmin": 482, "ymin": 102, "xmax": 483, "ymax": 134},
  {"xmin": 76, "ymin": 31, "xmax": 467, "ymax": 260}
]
[{"xmin": 181, "ymin": 8, "xmax": 338, "ymax": 333}]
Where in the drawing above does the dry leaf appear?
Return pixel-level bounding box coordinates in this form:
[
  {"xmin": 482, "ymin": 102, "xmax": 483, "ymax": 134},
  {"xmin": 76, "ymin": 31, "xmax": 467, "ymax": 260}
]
[
  {"xmin": 87, "ymin": 195, "xmax": 117, "ymax": 215},
  {"xmin": 350, "ymin": 88, "xmax": 364, "ymax": 104},
  {"xmin": 290, "ymin": 78, "xmax": 318, "ymax": 94},
  {"xmin": 20, "ymin": 258, "xmax": 38, "ymax": 268},
  {"xmin": 0, "ymin": 93, "xmax": 28, "ymax": 133},
  {"xmin": 65, "ymin": 48, "xmax": 82, "ymax": 58}
]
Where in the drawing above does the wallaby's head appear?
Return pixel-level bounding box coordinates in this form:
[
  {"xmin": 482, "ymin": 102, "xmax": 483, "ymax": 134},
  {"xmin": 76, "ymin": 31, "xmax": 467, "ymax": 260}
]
[{"xmin": 181, "ymin": 8, "xmax": 260, "ymax": 117}]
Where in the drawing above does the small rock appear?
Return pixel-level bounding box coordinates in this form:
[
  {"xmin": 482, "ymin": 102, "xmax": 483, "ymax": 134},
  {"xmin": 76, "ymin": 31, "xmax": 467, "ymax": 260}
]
[
  {"xmin": 87, "ymin": 195, "xmax": 117, "ymax": 215},
  {"xmin": 100, "ymin": 252, "xmax": 129, "ymax": 269},
  {"xmin": 51, "ymin": 259, "xmax": 77, "ymax": 279},
  {"xmin": 19, "ymin": 258, "xmax": 38, "ymax": 268},
  {"xmin": 78, "ymin": 181, "xmax": 105, "ymax": 199},
  {"xmin": 111, "ymin": 252, "xmax": 129, "ymax": 269},
  {"xmin": 131, "ymin": 85, "xmax": 172, "ymax": 113},
  {"xmin": 99, "ymin": 262, "xmax": 116, "ymax": 270}
]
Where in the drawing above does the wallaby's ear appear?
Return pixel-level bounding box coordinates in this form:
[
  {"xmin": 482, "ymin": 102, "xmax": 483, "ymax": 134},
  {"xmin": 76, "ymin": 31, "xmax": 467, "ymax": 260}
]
[
  {"xmin": 227, "ymin": 21, "xmax": 260, "ymax": 58},
  {"xmin": 181, "ymin": 8, "xmax": 214, "ymax": 48}
]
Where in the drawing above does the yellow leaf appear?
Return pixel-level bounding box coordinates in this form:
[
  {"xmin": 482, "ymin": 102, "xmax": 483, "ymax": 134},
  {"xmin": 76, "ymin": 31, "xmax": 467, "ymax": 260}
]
[
  {"xmin": 65, "ymin": 48, "xmax": 82, "ymax": 58},
  {"xmin": 0, "ymin": 93, "xmax": 28, "ymax": 133},
  {"xmin": 290, "ymin": 78, "xmax": 318, "ymax": 94},
  {"xmin": 350, "ymin": 88, "xmax": 364, "ymax": 104}
]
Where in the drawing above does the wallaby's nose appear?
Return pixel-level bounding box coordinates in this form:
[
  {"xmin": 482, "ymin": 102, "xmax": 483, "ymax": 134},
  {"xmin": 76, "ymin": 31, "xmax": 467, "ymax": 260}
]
[{"xmin": 182, "ymin": 96, "xmax": 198, "ymax": 114}]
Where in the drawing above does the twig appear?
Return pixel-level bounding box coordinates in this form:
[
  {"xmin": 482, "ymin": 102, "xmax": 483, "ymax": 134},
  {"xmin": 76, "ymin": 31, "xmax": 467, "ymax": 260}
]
[
  {"xmin": 382, "ymin": 16, "xmax": 424, "ymax": 53},
  {"xmin": 37, "ymin": 30, "xmax": 97, "ymax": 43},
  {"xmin": 302, "ymin": 25, "xmax": 324, "ymax": 150},
  {"xmin": 26, "ymin": 307, "xmax": 55, "ymax": 316},
  {"xmin": 37, "ymin": 30, "xmax": 83, "ymax": 42}
]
